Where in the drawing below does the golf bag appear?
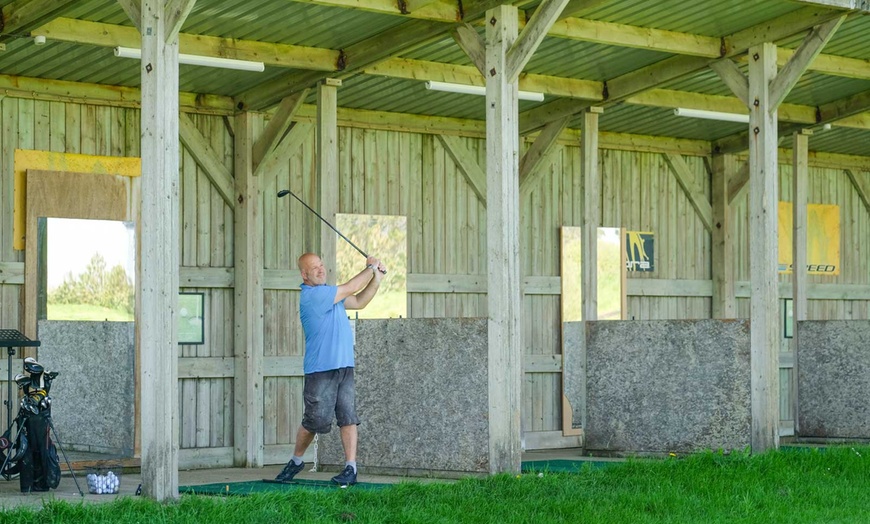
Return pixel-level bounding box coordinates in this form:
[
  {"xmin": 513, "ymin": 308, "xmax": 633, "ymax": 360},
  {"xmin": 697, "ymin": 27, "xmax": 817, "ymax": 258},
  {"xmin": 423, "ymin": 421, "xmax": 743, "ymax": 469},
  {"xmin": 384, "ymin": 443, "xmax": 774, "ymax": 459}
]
[
  {"xmin": 19, "ymin": 409, "xmax": 60, "ymax": 492},
  {"xmin": 0, "ymin": 357, "xmax": 62, "ymax": 492}
]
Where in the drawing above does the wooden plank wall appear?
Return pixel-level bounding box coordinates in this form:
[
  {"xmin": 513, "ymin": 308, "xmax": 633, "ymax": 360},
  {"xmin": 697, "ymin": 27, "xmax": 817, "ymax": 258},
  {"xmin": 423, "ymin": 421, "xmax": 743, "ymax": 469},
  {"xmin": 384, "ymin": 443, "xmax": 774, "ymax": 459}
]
[{"xmin": 2, "ymin": 94, "xmax": 869, "ymax": 462}]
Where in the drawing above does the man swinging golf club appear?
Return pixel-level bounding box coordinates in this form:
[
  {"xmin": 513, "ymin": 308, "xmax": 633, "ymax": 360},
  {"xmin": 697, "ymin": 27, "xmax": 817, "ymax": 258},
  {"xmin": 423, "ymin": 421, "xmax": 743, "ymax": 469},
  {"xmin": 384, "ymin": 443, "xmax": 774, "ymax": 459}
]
[{"xmin": 276, "ymin": 252, "xmax": 386, "ymax": 487}]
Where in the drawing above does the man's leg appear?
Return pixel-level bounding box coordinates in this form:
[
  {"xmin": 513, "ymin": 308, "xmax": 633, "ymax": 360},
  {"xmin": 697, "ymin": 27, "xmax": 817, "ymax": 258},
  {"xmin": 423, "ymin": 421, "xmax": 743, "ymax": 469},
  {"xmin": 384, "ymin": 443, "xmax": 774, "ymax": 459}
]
[
  {"xmin": 339, "ymin": 423, "xmax": 357, "ymax": 463},
  {"xmin": 294, "ymin": 425, "xmax": 316, "ymax": 457}
]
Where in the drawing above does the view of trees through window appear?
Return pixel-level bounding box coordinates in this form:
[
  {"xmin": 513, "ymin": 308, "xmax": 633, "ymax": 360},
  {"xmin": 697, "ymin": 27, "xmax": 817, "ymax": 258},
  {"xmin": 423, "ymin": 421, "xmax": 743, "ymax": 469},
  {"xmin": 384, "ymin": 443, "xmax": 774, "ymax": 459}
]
[
  {"xmin": 46, "ymin": 218, "xmax": 135, "ymax": 322},
  {"xmin": 560, "ymin": 226, "xmax": 623, "ymax": 321},
  {"xmin": 336, "ymin": 214, "xmax": 407, "ymax": 319}
]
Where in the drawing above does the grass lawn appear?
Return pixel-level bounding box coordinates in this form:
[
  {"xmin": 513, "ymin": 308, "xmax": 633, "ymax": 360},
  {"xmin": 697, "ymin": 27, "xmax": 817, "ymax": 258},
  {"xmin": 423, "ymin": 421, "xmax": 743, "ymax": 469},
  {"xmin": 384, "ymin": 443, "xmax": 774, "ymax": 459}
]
[
  {"xmin": 4, "ymin": 446, "xmax": 869, "ymax": 523},
  {"xmin": 48, "ymin": 303, "xmax": 133, "ymax": 322}
]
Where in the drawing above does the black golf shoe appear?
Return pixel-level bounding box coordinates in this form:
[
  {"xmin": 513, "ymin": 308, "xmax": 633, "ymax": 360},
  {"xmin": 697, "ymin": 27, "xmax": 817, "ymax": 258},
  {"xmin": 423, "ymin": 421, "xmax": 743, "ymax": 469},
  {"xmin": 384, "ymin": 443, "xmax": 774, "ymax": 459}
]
[
  {"xmin": 331, "ymin": 465, "xmax": 357, "ymax": 487},
  {"xmin": 275, "ymin": 460, "xmax": 305, "ymax": 482}
]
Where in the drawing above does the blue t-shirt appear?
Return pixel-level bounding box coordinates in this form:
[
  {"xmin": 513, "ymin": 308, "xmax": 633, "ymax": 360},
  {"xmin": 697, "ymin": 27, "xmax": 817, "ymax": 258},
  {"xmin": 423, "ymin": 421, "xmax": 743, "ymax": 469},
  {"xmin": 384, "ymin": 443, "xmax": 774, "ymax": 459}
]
[{"xmin": 299, "ymin": 283, "xmax": 354, "ymax": 374}]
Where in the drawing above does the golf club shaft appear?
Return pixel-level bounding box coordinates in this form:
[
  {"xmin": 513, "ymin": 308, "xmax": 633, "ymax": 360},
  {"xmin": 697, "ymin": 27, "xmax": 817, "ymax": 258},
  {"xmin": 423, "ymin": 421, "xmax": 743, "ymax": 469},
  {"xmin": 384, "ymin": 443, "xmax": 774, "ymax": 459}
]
[{"xmin": 277, "ymin": 189, "xmax": 368, "ymax": 257}]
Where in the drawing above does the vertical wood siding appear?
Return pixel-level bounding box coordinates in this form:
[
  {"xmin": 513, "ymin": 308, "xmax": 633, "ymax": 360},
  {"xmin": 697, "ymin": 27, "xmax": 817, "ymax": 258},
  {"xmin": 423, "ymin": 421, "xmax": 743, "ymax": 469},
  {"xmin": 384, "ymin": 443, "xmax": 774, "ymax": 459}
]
[{"xmin": 2, "ymin": 96, "xmax": 868, "ymax": 459}]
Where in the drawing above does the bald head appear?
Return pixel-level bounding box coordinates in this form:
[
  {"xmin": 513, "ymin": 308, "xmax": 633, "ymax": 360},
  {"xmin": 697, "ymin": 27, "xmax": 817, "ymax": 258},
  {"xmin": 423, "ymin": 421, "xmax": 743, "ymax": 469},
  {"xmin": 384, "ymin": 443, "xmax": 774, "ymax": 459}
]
[{"xmin": 298, "ymin": 253, "xmax": 326, "ymax": 286}]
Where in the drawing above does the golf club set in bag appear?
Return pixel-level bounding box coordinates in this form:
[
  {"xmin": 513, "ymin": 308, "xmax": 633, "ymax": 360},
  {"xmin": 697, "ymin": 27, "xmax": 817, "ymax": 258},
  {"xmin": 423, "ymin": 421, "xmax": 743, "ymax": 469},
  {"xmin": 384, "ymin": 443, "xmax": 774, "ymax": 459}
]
[{"xmin": 0, "ymin": 356, "xmax": 80, "ymax": 494}]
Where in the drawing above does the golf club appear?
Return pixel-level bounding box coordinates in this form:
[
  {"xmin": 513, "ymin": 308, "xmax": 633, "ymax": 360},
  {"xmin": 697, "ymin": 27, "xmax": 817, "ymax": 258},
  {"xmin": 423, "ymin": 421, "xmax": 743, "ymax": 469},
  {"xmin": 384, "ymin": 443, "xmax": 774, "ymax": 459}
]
[{"xmin": 277, "ymin": 189, "xmax": 386, "ymax": 274}]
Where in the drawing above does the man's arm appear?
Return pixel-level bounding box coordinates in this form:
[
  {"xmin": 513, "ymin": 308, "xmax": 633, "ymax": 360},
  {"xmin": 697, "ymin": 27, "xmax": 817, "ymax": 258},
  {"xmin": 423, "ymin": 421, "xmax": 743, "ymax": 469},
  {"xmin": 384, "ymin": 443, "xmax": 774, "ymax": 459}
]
[
  {"xmin": 335, "ymin": 256, "xmax": 380, "ymax": 304},
  {"xmin": 344, "ymin": 264, "xmax": 384, "ymax": 310}
]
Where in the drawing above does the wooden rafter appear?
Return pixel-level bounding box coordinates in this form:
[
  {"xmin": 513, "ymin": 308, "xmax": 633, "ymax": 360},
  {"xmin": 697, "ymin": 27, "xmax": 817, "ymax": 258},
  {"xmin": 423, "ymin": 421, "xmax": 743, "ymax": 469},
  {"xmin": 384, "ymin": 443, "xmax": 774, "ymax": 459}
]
[
  {"xmin": 519, "ymin": 116, "xmax": 570, "ymax": 192},
  {"xmin": 452, "ymin": 24, "xmax": 486, "ymax": 75},
  {"xmin": 116, "ymin": 0, "xmax": 142, "ymax": 31},
  {"xmin": 236, "ymin": 0, "xmax": 507, "ymax": 110},
  {"xmin": 789, "ymin": 0, "xmax": 870, "ymax": 11},
  {"xmin": 506, "ymin": 0, "xmax": 570, "ymax": 81},
  {"xmin": 178, "ymin": 113, "xmax": 236, "ymax": 208},
  {"xmin": 0, "ymin": 0, "xmax": 79, "ymax": 43},
  {"xmin": 436, "ymin": 134, "xmax": 487, "ymax": 206},
  {"xmin": 520, "ymin": 5, "xmax": 846, "ymax": 133},
  {"xmin": 817, "ymin": 88, "xmax": 870, "ymax": 124},
  {"xmin": 30, "ymin": 13, "xmax": 870, "ymax": 83},
  {"xmin": 32, "ymin": 18, "xmax": 340, "ymax": 71},
  {"xmin": 769, "ymin": 15, "xmax": 845, "ymax": 108},
  {"xmin": 710, "ymin": 59, "xmax": 749, "ymax": 106},
  {"xmin": 252, "ymin": 89, "xmax": 310, "ymax": 173},
  {"xmin": 662, "ymin": 153, "xmax": 714, "ymax": 233},
  {"xmin": 164, "ymin": 0, "xmax": 196, "ymax": 42},
  {"xmin": 845, "ymin": 169, "xmax": 870, "ymax": 216}
]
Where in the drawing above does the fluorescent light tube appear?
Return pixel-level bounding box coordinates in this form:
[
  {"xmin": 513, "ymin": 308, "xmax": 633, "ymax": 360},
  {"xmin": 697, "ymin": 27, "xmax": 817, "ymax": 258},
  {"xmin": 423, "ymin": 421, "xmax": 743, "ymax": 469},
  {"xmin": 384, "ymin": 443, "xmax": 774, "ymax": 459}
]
[
  {"xmin": 673, "ymin": 107, "xmax": 749, "ymax": 124},
  {"xmin": 425, "ymin": 80, "xmax": 544, "ymax": 102},
  {"xmin": 114, "ymin": 46, "xmax": 265, "ymax": 72}
]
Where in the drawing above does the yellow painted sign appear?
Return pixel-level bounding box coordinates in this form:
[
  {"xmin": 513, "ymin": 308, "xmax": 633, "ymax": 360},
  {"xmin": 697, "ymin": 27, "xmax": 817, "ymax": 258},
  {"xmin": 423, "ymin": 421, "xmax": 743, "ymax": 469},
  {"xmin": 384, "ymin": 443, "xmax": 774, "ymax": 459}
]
[
  {"xmin": 13, "ymin": 150, "xmax": 140, "ymax": 250},
  {"xmin": 778, "ymin": 202, "xmax": 840, "ymax": 275}
]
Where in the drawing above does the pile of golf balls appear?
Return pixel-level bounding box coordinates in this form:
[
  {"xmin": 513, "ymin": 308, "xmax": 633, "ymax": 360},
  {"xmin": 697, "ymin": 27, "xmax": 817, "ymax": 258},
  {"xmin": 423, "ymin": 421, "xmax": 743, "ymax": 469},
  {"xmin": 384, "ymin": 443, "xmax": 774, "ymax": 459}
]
[{"xmin": 87, "ymin": 471, "xmax": 120, "ymax": 494}]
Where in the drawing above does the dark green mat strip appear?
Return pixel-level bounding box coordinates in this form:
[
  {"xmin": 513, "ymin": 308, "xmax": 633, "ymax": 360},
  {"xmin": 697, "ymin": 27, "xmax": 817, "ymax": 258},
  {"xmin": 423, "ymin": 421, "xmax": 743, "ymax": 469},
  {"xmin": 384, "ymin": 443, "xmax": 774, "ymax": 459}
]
[
  {"xmin": 521, "ymin": 459, "xmax": 618, "ymax": 473},
  {"xmin": 180, "ymin": 479, "xmax": 390, "ymax": 496},
  {"xmin": 181, "ymin": 460, "xmax": 618, "ymax": 495}
]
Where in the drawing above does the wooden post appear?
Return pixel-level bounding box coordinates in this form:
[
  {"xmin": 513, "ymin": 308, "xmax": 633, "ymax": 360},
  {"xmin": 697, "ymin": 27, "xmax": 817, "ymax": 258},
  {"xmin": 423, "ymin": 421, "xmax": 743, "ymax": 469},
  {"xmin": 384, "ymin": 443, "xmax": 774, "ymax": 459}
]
[
  {"xmin": 485, "ymin": 5, "xmax": 522, "ymax": 474},
  {"xmin": 317, "ymin": 79, "xmax": 340, "ymax": 283},
  {"xmin": 139, "ymin": 0, "xmax": 180, "ymax": 501},
  {"xmin": 747, "ymin": 43, "xmax": 779, "ymax": 453},
  {"xmin": 581, "ymin": 107, "xmax": 603, "ymax": 321},
  {"xmin": 711, "ymin": 154, "xmax": 736, "ymax": 318},
  {"xmin": 792, "ymin": 129, "xmax": 811, "ymax": 433},
  {"xmin": 233, "ymin": 112, "xmax": 264, "ymax": 467}
]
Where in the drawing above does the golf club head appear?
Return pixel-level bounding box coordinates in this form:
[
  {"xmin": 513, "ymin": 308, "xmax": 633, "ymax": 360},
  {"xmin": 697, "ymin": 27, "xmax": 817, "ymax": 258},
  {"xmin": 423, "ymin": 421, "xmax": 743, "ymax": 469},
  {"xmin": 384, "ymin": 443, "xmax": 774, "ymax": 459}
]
[
  {"xmin": 23, "ymin": 357, "xmax": 44, "ymax": 375},
  {"xmin": 277, "ymin": 189, "xmax": 290, "ymax": 198},
  {"xmin": 13, "ymin": 374, "xmax": 30, "ymax": 389}
]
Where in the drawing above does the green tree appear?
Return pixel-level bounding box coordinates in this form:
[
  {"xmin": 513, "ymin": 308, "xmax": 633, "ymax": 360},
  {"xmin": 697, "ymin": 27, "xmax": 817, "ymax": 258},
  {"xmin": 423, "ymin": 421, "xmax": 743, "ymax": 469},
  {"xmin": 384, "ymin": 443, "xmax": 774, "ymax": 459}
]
[{"xmin": 48, "ymin": 253, "xmax": 135, "ymax": 315}]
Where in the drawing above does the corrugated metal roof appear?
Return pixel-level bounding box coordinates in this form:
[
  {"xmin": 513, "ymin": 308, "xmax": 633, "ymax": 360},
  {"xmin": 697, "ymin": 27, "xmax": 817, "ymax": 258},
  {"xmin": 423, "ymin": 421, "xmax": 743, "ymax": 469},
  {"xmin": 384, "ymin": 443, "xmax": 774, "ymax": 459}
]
[{"xmin": 0, "ymin": 0, "xmax": 866, "ymax": 158}]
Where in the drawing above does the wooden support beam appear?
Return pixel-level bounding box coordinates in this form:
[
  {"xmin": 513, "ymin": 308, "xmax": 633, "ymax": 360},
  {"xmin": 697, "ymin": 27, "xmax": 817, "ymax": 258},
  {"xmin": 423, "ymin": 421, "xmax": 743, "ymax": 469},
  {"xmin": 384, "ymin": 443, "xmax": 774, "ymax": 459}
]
[
  {"xmin": 365, "ymin": 56, "xmax": 604, "ymax": 100},
  {"xmin": 256, "ymin": 122, "xmax": 313, "ymax": 180},
  {"xmin": 663, "ymin": 153, "xmax": 714, "ymax": 233},
  {"xmin": 33, "ymin": 18, "xmax": 340, "ymax": 71},
  {"xmin": 789, "ymin": 0, "xmax": 870, "ymax": 11},
  {"xmin": 436, "ymin": 134, "xmax": 487, "ymax": 206},
  {"xmin": 747, "ymin": 42, "xmax": 780, "ymax": 454},
  {"xmin": 0, "ymin": 0, "xmax": 79, "ymax": 43},
  {"xmin": 711, "ymin": 154, "xmax": 736, "ymax": 318},
  {"xmin": 317, "ymin": 79, "xmax": 340, "ymax": 284},
  {"xmin": 236, "ymin": 18, "xmax": 447, "ymax": 109},
  {"xmin": 232, "ymin": 112, "xmax": 264, "ymax": 468},
  {"xmin": 769, "ymin": 16, "xmax": 845, "ymax": 108},
  {"xmin": 252, "ymin": 89, "xmax": 309, "ymax": 173},
  {"xmin": 453, "ymin": 24, "xmax": 486, "ymax": 75},
  {"xmin": 845, "ymin": 168, "xmax": 870, "ymax": 216},
  {"xmin": 710, "ymin": 59, "xmax": 749, "ymax": 106},
  {"xmin": 792, "ymin": 129, "xmax": 811, "ymax": 432},
  {"xmin": 519, "ymin": 116, "xmax": 570, "ymax": 194},
  {"xmin": 727, "ymin": 160, "xmax": 750, "ymax": 204},
  {"xmin": 178, "ymin": 113, "xmax": 236, "ymax": 208},
  {"xmin": 237, "ymin": 0, "xmax": 507, "ymax": 109},
  {"xmin": 117, "ymin": 0, "xmax": 142, "ymax": 31},
  {"xmin": 506, "ymin": 0, "xmax": 570, "ymax": 81},
  {"xmin": 581, "ymin": 107, "xmax": 601, "ymax": 322},
  {"xmin": 163, "ymin": 0, "xmax": 196, "ymax": 42},
  {"xmin": 485, "ymin": 4, "xmax": 522, "ymax": 475},
  {"xmin": 547, "ymin": 15, "xmax": 722, "ymax": 58},
  {"xmin": 138, "ymin": 0, "xmax": 179, "ymax": 502},
  {"xmin": 817, "ymin": 88, "xmax": 870, "ymax": 124},
  {"xmin": 521, "ymin": 7, "xmax": 845, "ymax": 132}
]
